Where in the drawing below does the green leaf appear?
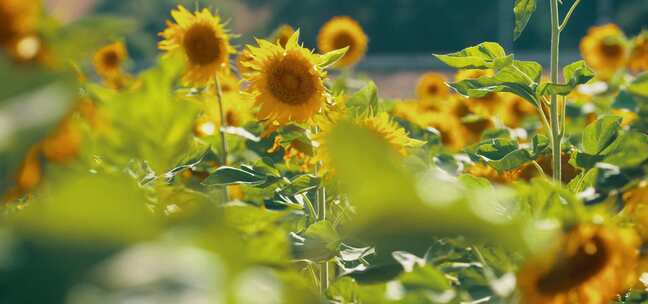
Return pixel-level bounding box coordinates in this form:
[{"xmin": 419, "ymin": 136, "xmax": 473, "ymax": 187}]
[
  {"xmin": 602, "ymin": 131, "xmax": 648, "ymax": 168},
  {"xmin": 449, "ymin": 60, "xmax": 541, "ymax": 104},
  {"xmin": 203, "ymin": 166, "xmax": 267, "ymax": 186},
  {"xmin": 346, "ymin": 81, "xmax": 379, "ymax": 115},
  {"xmin": 279, "ymin": 174, "xmax": 321, "ymax": 196},
  {"xmin": 294, "ymin": 221, "xmax": 340, "ymax": 262},
  {"xmin": 318, "ymin": 46, "xmax": 349, "ymax": 69},
  {"xmin": 434, "ymin": 42, "xmax": 511, "ymax": 69},
  {"xmin": 399, "ymin": 264, "xmax": 451, "ymax": 292},
  {"xmin": 537, "ymin": 61, "xmax": 594, "ymax": 96},
  {"xmin": 476, "ymin": 138, "xmax": 519, "ymax": 160},
  {"xmin": 531, "ymin": 134, "xmax": 550, "ymax": 157},
  {"xmin": 488, "ymin": 149, "xmax": 533, "ymax": 171},
  {"xmin": 582, "ymin": 116, "xmax": 622, "ymax": 155},
  {"xmin": 513, "ymin": 0, "xmax": 537, "ymax": 40},
  {"xmin": 628, "ymin": 72, "xmax": 648, "ymax": 97}
]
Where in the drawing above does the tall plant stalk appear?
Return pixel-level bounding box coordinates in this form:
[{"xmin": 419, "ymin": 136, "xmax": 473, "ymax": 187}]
[
  {"xmin": 215, "ymin": 76, "xmax": 229, "ymax": 200},
  {"xmin": 549, "ymin": 0, "xmax": 562, "ymax": 182}
]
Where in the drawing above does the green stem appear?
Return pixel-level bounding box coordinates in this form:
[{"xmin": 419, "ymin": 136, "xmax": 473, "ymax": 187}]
[
  {"xmin": 313, "ymin": 126, "xmax": 329, "ymax": 295},
  {"xmin": 559, "ymin": 0, "xmax": 581, "ymax": 32},
  {"xmin": 215, "ymin": 76, "xmax": 229, "ymax": 200},
  {"xmin": 550, "ymin": 0, "xmax": 562, "ymax": 183}
]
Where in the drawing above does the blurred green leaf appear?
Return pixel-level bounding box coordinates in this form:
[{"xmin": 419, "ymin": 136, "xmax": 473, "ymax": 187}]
[
  {"xmin": 14, "ymin": 172, "xmax": 160, "ymax": 246},
  {"xmin": 204, "ymin": 166, "xmax": 267, "ymax": 186},
  {"xmin": 318, "ymin": 46, "xmax": 349, "ymax": 69},
  {"xmin": 628, "ymin": 72, "xmax": 648, "ymax": 97},
  {"xmin": 513, "ymin": 0, "xmax": 536, "ymax": 40},
  {"xmin": 399, "ymin": 264, "xmax": 451, "ymax": 292}
]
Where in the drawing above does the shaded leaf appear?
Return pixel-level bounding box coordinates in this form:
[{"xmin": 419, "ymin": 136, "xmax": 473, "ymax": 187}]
[{"xmin": 513, "ymin": 0, "xmax": 537, "ymax": 40}]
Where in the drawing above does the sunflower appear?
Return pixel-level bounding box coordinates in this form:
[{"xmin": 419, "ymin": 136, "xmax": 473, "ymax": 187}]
[
  {"xmin": 500, "ymin": 93, "xmax": 537, "ymax": 128},
  {"xmin": 159, "ymin": 5, "xmax": 234, "ymax": 86},
  {"xmin": 0, "ymin": 0, "xmax": 43, "ymax": 62},
  {"xmin": 515, "ymin": 153, "xmax": 579, "ymax": 184},
  {"xmin": 454, "ymin": 69, "xmax": 494, "ymax": 82},
  {"xmin": 314, "ymin": 112, "xmax": 423, "ymax": 174},
  {"xmin": 236, "ymin": 47, "xmax": 254, "ymax": 76},
  {"xmin": 622, "ymin": 181, "xmax": 648, "ymax": 241},
  {"xmin": 628, "ymin": 31, "xmax": 648, "ymax": 73},
  {"xmin": 271, "ymin": 24, "xmax": 295, "ymax": 48},
  {"xmin": 93, "ymin": 42, "xmax": 127, "ymax": 80},
  {"xmin": 317, "ymin": 16, "xmax": 368, "ymax": 68},
  {"xmin": 242, "ymin": 31, "xmax": 330, "ymax": 125},
  {"xmin": 465, "ymin": 163, "xmax": 518, "ymax": 184},
  {"xmin": 41, "ymin": 117, "xmax": 83, "ymax": 164},
  {"xmin": 518, "ymin": 224, "xmax": 639, "ymax": 304},
  {"xmin": 15, "ymin": 145, "xmax": 42, "ymax": 193},
  {"xmin": 580, "ymin": 24, "xmax": 628, "ymax": 80},
  {"xmin": 194, "ymin": 74, "xmax": 253, "ymax": 137},
  {"xmin": 415, "ymin": 72, "xmax": 450, "ymax": 103}
]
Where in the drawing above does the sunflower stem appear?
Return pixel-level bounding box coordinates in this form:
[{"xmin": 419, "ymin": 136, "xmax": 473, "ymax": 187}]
[
  {"xmin": 559, "ymin": 0, "xmax": 581, "ymax": 32},
  {"xmin": 550, "ymin": 0, "xmax": 562, "ymax": 183},
  {"xmin": 313, "ymin": 126, "xmax": 329, "ymax": 296},
  {"xmin": 215, "ymin": 76, "xmax": 230, "ymax": 201}
]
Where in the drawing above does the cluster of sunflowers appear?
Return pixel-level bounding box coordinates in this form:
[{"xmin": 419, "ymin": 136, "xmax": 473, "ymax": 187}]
[{"xmin": 1, "ymin": 1, "xmax": 648, "ymax": 303}]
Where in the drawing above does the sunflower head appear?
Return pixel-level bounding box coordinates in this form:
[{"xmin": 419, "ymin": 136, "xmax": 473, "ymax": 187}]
[
  {"xmin": 580, "ymin": 24, "xmax": 628, "ymax": 80},
  {"xmin": 415, "ymin": 72, "xmax": 450, "ymax": 102},
  {"xmin": 500, "ymin": 93, "xmax": 536, "ymax": 128},
  {"xmin": 41, "ymin": 117, "xmax": 83, "ymax": 164},
  {"xmin": 0, "ymin": 0, "xmax": 42, "ymax": 62},
  {"xmin": 317, "ymin": 16, "xmax": 368, "ymax": 68},
  {"xmin": 93, "ymin": 42, "xmax": 128, "ymax": 80},
  {"xmin": 271, "ymin": 24, "xmax": 295, "ymax": 48},
  {"xmin": 15, "ymin": 145, "xmax": 42, "ymax": 193},
  {"xmin": 314, "ymin": 112, "xmax": 423, "ymax": 175},
  {"xmin": 242, "ymin": 31, "xmax": 334, "ymax": 125},
  {"xmin": 518, "ymin": 224, "xmax": 639, "ymax": 304},
  {"xmin": 194, "ymin": 73, "xmax": 252, "ymax": 137},
  {"xmin": 159, "ymin": 5, "xmax": 234, "ymax": 86},
  {"xmin": 454, "ymin": 69, "xmax": 494, "ymax": 82},
  {"xmin": 236, "ymin": 47, "xmax": 255, "ymax": 76},
  {"xmin": 628, "ymin": 31, "xmax": 648, "ymax": 73}
]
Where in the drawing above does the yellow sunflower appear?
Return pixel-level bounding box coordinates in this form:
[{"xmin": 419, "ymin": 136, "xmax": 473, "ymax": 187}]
[
  {"xmin": 0, "ymin": 0, "xmax": 43, "ymax": 62},
  {"xmin": 236, "ymin": 47, "xmax": 254, "ymax": 76},
  {"xmin": 454, "ymin": 69, "xmax": 494, "ymax": 82},
  {"xmin": 271, "ymin": 24, "xmax": 295, "ymax": 48},
  {"xmin": 628, "ymin": 31, "xmax": 648, "ymax": 73},
  {"xmin": 41, "ymin": 117, "xmax": 83, "ymax": 164},
  {"xmin": 314, "ymin": 112, "xmax": 423, "ymax": 174},
  {"xmin": 464, "ymin": 163, "xmax": 519, "ymax": 184},
  {"xmin": 580, "ymin": 24, "xmax": 628, "ymax": 80},
  {"xmin": 317, "ymin": 16, "xmax": 368, "ymax": 68},
  {"xmin": 194, "ymin": 74, "xmax": 253, "ymax": 137},
  {"xmin": 415, "ymin": 72, "xmax": 450, "ymax": 102},
  {"xmin": 159, "ymin": 5, "xmax": 234, "ymax": 86},
  {"xmin": 623, "ymin": 181, "xmax": 648, "ymax": 241},
  {"xmin": 518, "ymin": 224, "xmax": 640, "ymax": 304},
  {"xmin": 499, "ymin": 93, "xmax": 537, "ymax": 128},
  {"xmin": 15, "ymin": 145, "xmax": 42, "ymax": 193},
  {"xmin": 242, "ymin": 31, "xmax": 330, "ymax": 125},
  {"xmin": 93, "ymin": 42, "xmax": 127, "ymax": 80}
]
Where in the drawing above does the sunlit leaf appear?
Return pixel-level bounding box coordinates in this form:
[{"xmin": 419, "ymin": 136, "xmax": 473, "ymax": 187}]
[{"xmin": 513, "ymin": 0, "xmax": 537, "ymax": 40}]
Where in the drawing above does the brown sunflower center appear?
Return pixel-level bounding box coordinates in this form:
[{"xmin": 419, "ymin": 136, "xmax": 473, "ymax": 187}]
[
  {"xmin": 332, "ymin": 31, "xmax": 355, "ymax": 52},
  {"xmin": 427, "ymin": 84, "xmax": 439, "ymax": 95},
  {"xmin": 225, "ymin": 110, "xmax": 239, "ymax": 126},
  {"xmin": 183, "ymin": 23, "xmax": 223, "ymax": 66},
  {"xmin": 537, "ymin": 236, "xmax": 609, "ymax": 294},
  {"xmin": 267, "ymin": 53, "xmax": 319, "ymax": 105},
  {"xmin": 102, "ymin": 51, "xmax": 120, "ymax": 68},
  {"xmin": 599, "ymin": 42, "xmax": 623, "ymax": 58}
]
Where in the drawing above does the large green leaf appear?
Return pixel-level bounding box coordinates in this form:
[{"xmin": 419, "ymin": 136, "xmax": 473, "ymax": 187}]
[
  {"xmin": 582, "ymin": 116, "xmax": 622, "ymax": 155},
  {"xmin": 537, "ymin": 61, "xmax": 594, "ymax": 96},
  {"xmin": 203, "ymin": 165, "xmax": 268, "ymax": 186},
  {"xmin": 327, "ymin": 121, "xmax": 528, "ymax": 255},
  {"xmin": 628, "ymin": 72, "xmax": 648, "ymax": 97},
  {"xmin": 434, "ymin": 42, "xmax": 512, "ymax": 69},
  {"xmin": 449, "ymin": 60, "xmax": 541, "ymax": 104},
  {"xmin": 346, "ymin": 81, "xmax": 379, "ymax": 116},
  {"xmin": 513, "ymin": 0, "xmax": 537, "ymax": 40}
]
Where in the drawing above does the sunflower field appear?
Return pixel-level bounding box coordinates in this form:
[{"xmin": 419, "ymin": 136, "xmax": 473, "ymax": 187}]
[{"xmin": 1, "ymin": 0, "xmax": 648, "ymax": 303}]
